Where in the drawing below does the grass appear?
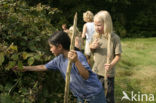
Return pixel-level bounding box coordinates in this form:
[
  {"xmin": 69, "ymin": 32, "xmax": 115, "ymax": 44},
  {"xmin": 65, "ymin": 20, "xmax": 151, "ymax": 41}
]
[{"xmin": 115, "ymin": 37, "xmax": 156, "ymax": 103}]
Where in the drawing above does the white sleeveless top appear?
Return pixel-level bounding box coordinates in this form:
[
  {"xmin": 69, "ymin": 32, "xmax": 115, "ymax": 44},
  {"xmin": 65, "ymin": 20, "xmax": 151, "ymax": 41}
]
[{"xmin": 86, "ymin": 22, "xmax": 95, "ymax": 42}]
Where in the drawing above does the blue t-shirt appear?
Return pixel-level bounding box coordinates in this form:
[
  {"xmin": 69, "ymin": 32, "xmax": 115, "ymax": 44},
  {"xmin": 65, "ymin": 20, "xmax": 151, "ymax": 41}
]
[{"xmin": 45, "ymin": 51, "xmax": 103, "ymax": 99}]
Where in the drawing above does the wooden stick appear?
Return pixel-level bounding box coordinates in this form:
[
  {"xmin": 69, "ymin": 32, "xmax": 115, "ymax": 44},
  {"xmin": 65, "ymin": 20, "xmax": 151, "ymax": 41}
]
[
  {"xmin": 64, "ymin": 12, "xmax": 77, "ymax": 103},
  {"xmin": 105, "ymin": 34, "xmax": 111, "ymax": 96}
]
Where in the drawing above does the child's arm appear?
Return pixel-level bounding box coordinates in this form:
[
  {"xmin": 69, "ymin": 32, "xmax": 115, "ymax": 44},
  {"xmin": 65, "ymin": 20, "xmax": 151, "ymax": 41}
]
[
  {"xmin": 13, "ymin": 65, "xmax": 47, "ymax": 72},
  {"xmin": 68, "ymin": 50, "xmax": 89, "ymax": 80},
  {"xmin": 75, "ymin": 36, "xmax": 81, "ymax": 49},
  {"xmin": 105, "ymin": 54, "xmax": 121, "ymax": 71},
  {"xmin": 75, "ymin": 59, "xmax": 89, "ymax": 80},
  {"xmin": 89, "ymin": 39, "xmax": 99, "ymax": 51},
  {"xmin": 81, "ymin": 24, "xmax": 87, "ymax": 39}
]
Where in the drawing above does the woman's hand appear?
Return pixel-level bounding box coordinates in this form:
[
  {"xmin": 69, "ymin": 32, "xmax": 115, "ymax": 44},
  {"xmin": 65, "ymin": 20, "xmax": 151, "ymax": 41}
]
[{"xmin": 68, "ymin": 50, "xmax": 78, "ymax": 63}]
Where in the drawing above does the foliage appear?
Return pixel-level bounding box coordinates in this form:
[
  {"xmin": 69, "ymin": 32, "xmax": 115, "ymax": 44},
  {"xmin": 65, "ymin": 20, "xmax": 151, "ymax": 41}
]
[
  {"xmin": 25, "ymin": 0, "xmax": 156, "ymax": 38},
  {"xmin": 0, "ymin": 0, "xmax": 156, "ymax": 102},
  {"xmin": 0, "ymin": 0, "xmax": 66, "ymax": 102}
]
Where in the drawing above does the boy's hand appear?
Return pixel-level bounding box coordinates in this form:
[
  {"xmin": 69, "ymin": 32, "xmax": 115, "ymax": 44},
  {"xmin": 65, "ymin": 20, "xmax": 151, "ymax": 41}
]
[
  {"xmin": 68, "ymin": 50, "xmax": 78, "ymax": 63},
  {"xmin": 12, "ymin": 66, "xmax": 26, "ymax": 72},
  {"xmin": 90, "ymin": 39, "xmax": 99, "ymax": 49},
  {"xmin": 12, "ymin": 66, "xmax": 18, "ymax": 71}
]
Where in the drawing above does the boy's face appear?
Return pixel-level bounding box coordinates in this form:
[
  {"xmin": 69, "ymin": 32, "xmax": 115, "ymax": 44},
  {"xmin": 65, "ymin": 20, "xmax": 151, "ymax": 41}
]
[
  {"xmin": 94, "ymin": 18, "xmax": 104, "ymax": 34},
  {"xmin": 49, "ymin": 44, "xmax": 62, "ymax": 56}
]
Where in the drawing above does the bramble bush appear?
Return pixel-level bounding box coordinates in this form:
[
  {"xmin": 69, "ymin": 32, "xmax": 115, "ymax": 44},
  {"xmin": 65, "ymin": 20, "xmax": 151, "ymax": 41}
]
[{"xmin": 0, "ymin": 0, "xmax": 66, "ymax": 103}]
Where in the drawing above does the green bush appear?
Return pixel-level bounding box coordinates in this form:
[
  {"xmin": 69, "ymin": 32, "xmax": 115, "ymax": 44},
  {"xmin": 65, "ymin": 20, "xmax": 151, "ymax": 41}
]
[{"xmin": 0, "ymin": 0, "xmax": 65, "ymax": 102}]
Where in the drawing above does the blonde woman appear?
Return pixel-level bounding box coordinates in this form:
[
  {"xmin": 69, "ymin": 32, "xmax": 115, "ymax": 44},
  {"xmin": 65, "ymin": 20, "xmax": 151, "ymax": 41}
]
[
  {"xmin": 90, "ymin": 10, "xmax": 122, "ymax": 103},
  {"xmin": 82, "ymin": 10, "xmax": 95, "ymax": 65}
]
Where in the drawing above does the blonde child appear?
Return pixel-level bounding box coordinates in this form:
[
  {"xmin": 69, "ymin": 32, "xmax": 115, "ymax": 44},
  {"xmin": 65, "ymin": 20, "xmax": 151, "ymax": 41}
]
[
  {"xmin": 82, "ymin": 11, "xmax": 95, "ymax": 65},
  {"xmin": 69, "ymin": 26, "xmax": 82, "ymax": 51},
  {"xmin": 90, "ymin": 10, "xmax": 122, "ymax": 103}
]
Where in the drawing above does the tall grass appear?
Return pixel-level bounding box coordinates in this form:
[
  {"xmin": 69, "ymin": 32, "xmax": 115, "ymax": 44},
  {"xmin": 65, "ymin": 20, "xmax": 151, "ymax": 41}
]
[{"xmin": 115, "ymin": 37, "xmax": 156, "ymax": 103}]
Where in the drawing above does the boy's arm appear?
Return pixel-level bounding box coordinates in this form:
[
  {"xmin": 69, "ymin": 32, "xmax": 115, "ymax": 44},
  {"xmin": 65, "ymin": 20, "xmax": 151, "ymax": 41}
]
[
  {"xmin": 14, "ymin": 65, "xmax": 47, "ymax": 72},
  {"xmin": 23, "ymin": 65, "xmax": 47, "ymax": 71},
  {"xmin": 68, "ymin": 50, "xmax": 89, "ymax": 80},
  {"xmin": 74, "ymin": 59, "xmax": 89, "ymax": 80}
]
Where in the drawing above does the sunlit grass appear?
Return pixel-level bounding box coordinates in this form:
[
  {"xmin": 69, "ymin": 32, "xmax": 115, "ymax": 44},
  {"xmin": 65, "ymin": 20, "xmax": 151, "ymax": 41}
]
[{"xmin": 115, "ymin": 37, "xmax": 156, "ymax": 103}]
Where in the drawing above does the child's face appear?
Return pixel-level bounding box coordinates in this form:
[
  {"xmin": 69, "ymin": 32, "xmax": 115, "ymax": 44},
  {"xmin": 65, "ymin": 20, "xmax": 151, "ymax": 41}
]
[
  {"xmin": 94, "ymin": 18, "xmax": 104, "ymax": 34},
  {"xmin": 62, "ymin": 25, "xmax": 66, "ymax": 30},
  {"xmin": 49, "ymin": 44, "xmax": 62, "ymax": 56}
]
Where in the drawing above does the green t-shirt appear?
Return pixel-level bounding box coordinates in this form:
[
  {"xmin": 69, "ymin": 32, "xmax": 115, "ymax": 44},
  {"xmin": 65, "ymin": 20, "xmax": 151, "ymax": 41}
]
[{"xmin": 91, "ymin": 33, "xmax": 122, "ymax": 77}]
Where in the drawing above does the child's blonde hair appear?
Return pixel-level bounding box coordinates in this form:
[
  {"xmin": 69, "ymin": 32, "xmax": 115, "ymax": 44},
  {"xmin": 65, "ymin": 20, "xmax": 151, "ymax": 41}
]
[
  {"xmin": 68, "ymin": 26, "xmax": 82, "ymax": 50},
  {"xmin": 83, "ymin": 11, "xmax": 94, "ymax": 22},
  {"xmin": 94, "ymin": 10, "xmax": 113, "ymax": 39},
  {"xmin": 68, "ymin": 26, "xmax": 81, "ymax": 38}
]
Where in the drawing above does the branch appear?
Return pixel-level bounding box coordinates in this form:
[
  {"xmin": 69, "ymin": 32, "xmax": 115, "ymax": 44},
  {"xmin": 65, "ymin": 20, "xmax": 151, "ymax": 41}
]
[{"xmin": 64, "ymin": 12, "xmax": 77, "ymax": 103}]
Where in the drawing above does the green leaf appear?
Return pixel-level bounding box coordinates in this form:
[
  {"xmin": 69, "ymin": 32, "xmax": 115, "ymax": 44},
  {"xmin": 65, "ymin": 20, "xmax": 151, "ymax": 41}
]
[
  {"xmin": 28, "ymin": 42, "xmax": 36, "ymax": 51},
  {"xmin": 4, "ymin": 83, "xmax": 12, "ymax": 92},
  {"xmin": 0, "ymin": 52, "xmax": 5, "ymax": 66},
  {"xmin": 33, "ymin": 81, "xmax": 38, "ymax": 88},
  {"xmin": 0, "ymin": 94, "xmax": 13, "ymax": 103},
  {"xmin": 6, "ymin": 61, "xmax": 16, "ymax": 70},
  {"xmin": 28, "ymin": 57, "xmax": 34, "ymax": 66},
  {"xmin": 11, "ymin": 54, "xmax": 18, "ymax": 60},
  {"xmin": 18, "ymin": 60, "xmax": 23, "ymax": 70},
  {"xmin": 9, "ymin": 43, "xmax": 18, "ymax": 51},
  {"xmin": 34, "ymin": 55, "xmax": 41, "ymax": 61},
  {"xmin": 0, "ymin": 85, "xmax": 3, "ymax": 91},
  {"xmin": 35, "ymin": 36, "xmax": 41, "ymax": 41},
  {"xmin": 22, "ymin": 52, "xmax": 33, "ymax": 60}
]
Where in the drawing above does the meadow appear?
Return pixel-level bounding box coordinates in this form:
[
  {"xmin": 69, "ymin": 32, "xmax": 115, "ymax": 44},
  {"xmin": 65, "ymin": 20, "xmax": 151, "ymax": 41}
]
[{"xmin": 115, "ymin": 37, "xmax": 156, "ymax": 103}]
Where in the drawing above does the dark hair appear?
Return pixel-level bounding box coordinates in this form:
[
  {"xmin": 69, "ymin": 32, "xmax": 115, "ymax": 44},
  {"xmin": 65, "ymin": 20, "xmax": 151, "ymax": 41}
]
[{"xmin": 48, "ymin": 31, "xmax": 71, "ymax": 50}]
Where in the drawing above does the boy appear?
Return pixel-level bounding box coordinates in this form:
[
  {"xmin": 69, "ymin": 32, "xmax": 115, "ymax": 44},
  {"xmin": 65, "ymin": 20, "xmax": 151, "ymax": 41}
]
[{"xmin": 14, "ymin": 31, "xmax": 106, "ymax": 103}]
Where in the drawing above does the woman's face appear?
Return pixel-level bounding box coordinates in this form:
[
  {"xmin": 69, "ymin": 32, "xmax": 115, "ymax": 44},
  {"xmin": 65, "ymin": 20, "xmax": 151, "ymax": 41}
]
[{"xmin": 94, "ymin": 18, "xmax": 104, "ymax": 34}]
